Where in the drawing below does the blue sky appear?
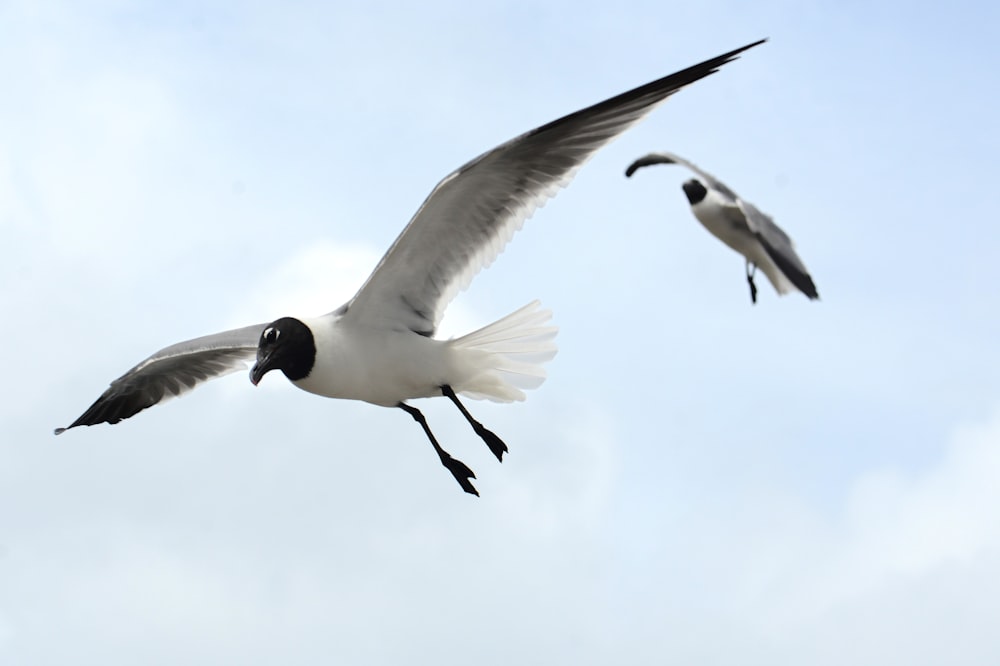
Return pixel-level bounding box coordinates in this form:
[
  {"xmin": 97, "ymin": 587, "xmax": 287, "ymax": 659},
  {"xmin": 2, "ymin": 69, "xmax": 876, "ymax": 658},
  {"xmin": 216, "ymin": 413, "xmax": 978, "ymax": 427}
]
[{"xmin": 3, "ymin": 1, "xmax": 1000, "ymax": 664}]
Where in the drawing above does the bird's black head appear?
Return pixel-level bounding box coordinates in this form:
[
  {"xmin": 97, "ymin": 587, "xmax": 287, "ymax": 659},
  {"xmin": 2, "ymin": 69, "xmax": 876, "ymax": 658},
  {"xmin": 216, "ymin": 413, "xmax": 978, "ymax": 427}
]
[
  {"xmin": 250, "ymin": 317, "xmax": 316, "ymax": 385},
  {"xmin": 681, "ymin": 179, "xmax": 708, "ymax": 205}
]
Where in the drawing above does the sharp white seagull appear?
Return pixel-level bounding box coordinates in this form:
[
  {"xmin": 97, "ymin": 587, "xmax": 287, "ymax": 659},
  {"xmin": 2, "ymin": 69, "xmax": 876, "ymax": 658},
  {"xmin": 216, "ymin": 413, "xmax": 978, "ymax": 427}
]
[
  {"xmin": 57, "ymin": 39, "xmax": 766, "ymax": 495},
  {"xmin": 625, "ymin": 151, "xmax": 819, "ymax": 304}
]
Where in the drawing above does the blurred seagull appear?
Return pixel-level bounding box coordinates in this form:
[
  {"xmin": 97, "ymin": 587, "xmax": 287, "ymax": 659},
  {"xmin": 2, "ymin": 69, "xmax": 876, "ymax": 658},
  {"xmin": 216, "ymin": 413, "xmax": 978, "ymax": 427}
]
[
  {"xmin": 56, "ymin": 39, "xmax": 766, "ymax": 495},
  {"xmin": 626, "ymin": 151, "xmax": 819, "ymax": 303}
]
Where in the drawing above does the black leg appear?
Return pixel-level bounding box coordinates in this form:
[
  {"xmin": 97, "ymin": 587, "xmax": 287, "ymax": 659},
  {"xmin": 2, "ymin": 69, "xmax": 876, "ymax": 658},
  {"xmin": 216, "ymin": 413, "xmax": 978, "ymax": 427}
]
[
  {"xmin": 398, "ymin": 402, "xmax": 479, "ymax": 496},
  {"xmin": 745, "ymin": 261, "xmax": 759, "ymax": 305},
  {"xmin": 441, "ymin": 385, "xmax": 509, "ymax": 462}
]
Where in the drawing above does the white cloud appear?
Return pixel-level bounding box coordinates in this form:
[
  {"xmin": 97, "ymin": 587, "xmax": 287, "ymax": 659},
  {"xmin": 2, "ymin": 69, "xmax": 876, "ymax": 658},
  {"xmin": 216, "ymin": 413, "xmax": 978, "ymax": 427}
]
[
  {"xmin": 725, "ymin": 406, "xmax": 1000, "ymax": 664},
  {"xmin": 821, "ymin": 405, "xmax": 1000, "ymax": 604}
]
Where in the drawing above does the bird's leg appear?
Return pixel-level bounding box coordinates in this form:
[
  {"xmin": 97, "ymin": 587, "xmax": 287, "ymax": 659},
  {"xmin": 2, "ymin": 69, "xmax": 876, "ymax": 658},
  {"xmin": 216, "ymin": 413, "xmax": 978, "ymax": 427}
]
[
  {"xmin": 745, "ymin": 260, "xmax": 759, "ymax": 305},
  {"xmin": 441, "ymin": 385, "xmax": 508, "ymax": 462},
  {"xmin": 398, "ymin": 402, "xmax": 479, "ymax": 496}
]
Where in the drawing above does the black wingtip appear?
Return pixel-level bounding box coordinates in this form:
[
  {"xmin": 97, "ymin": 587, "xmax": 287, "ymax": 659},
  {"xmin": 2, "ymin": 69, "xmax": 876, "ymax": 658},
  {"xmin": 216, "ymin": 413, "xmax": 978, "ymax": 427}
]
[
  {"xmin": 695, "ymin": 38, "xmax": 769, "ymax": 75},
  {"xmin": 802, "ymin": 280, "xmax": 821, "ymax": 300},
  {"xmin": 740, "ymin": 38, "xmax": 769, "ymax": 51},
  {"xmin": 54, "ymin": 416, "xmax": 92, "ymax": 435},
  {"xmin": 647, "ymin": 36, "xmax": 768, "ymax": 99},
  {"xmin": 625, "ymin": 154, "xmax": 680, "ymax": 178},
  {"xmin": 623, "ymin": 38, "xmax": 767, "ymax": 180},
  {"xmin": 790, "ymin": 263, "xmax": 820, "ymax": 301},
  {"xmin": 725, "ymin": 38, "xmax": 769, "ymax": 59}
]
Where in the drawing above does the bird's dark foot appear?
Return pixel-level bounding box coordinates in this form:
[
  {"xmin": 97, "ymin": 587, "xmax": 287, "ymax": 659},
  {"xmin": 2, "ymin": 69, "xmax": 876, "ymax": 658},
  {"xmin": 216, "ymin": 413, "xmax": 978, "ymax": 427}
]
[
  {"xmin": 398, "ymin": 401, "xmax": 480, "ymax": 497},
  {"xmin": 440, "ymin": 454, "xmax": 479, "ymax": 496},
  {"xmin": 474, "ymin": 424, "xmax": 508, "ymax": 462},
  {"xmin": 746, "ymin": 262, "xmax": 758, "ymax": 304},
  {"xmin": 440, "ymin": 384, "xmax": 509, "ymax": 462}
]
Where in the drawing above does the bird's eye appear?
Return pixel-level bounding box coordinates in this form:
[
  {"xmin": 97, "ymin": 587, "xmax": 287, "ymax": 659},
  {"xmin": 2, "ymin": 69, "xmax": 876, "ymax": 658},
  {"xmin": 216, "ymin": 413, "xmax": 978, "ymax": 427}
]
[{"xmin": 263, "ymin": 327, "xmax": 280, "ymax": 344}]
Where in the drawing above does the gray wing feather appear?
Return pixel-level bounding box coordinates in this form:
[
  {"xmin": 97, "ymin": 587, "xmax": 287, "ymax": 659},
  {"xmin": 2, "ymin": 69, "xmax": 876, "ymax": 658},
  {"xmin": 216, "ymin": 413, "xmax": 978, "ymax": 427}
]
[
  {"xmin": 625, "ymin": 151, "xmax": 740, "ymax": 200},
  {"xmin": 738, "ymin": 199, "xmax": 793, "ymax": 247},
  {"xmin": 345, "ymin": 40, "xmax": 766, "ymax": 334},
  {"xmin": 738, "ymin": 200, "xmax": 819, "ymax": 299},
  {"xmin": 55, "ymin": 323, "xmax": 266, "ymax": 434}
]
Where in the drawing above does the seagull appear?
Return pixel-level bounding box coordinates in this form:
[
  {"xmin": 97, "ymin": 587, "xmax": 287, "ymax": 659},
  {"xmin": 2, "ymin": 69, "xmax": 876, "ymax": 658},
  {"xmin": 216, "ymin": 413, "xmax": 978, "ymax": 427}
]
[
  {"xmin": 56, "ymin": 39, "xmax": 766, "ymax": 495},
  {"xmin": 625, "ymin": 151, "xmax": 819, "ymax": 303}
]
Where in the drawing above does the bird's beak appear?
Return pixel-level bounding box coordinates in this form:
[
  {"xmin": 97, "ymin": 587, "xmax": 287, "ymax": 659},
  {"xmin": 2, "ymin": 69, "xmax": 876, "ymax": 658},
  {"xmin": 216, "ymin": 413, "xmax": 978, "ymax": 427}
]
[{"xmin": 249, "ymin": 350, "xmax": 274, "ymax": 386}]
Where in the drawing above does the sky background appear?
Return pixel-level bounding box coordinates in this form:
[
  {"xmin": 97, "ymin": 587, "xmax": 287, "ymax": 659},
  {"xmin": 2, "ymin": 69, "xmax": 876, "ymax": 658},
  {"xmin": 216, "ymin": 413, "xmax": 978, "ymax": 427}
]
[{"xmin": 3, "ymin": 0, "xmax": 1000, "ymax": 663}]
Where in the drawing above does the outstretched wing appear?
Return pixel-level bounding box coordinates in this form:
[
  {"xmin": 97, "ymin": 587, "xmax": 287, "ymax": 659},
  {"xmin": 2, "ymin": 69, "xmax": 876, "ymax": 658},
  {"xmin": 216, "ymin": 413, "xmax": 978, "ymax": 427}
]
[
  {"xmin": 344, "ymin": 40, "xmax": 767, "ymax": 335},
  {"xmin": 625, "ymin": 150, "xmax": 740, "ymax": 201},
  {"xmin": 56, "ymin": 323, "xmax": 266, "ymax": 434}
]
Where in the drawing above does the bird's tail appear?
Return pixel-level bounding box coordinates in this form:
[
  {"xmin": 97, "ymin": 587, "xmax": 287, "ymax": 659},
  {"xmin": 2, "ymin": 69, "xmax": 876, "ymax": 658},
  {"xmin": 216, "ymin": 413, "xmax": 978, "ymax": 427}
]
[{"xmin": 448, "ymin": 300, "xmax": 558, "ymax": 402}]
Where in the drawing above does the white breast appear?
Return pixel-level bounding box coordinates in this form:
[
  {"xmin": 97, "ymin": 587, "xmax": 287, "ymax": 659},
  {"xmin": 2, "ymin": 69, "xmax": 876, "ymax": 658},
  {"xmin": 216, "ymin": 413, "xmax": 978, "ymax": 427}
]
[
  {"xmin": 689, "ymin": 191, "xmax": 795, "ymax": 295},
  {"xmin": 689, "ymin": 190, "xmax": 757, "ymax": 255},
  {"xmin": 291, "ymin": 316, "xmax": 459, "ymax": 407}
]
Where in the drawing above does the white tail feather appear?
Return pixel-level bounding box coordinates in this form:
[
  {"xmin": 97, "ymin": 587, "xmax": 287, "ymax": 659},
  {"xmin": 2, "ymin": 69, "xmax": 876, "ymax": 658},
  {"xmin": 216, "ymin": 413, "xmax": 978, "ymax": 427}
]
[{"xmin": 449, "ymin": 300, "xmax": 558, "ymax": 402}]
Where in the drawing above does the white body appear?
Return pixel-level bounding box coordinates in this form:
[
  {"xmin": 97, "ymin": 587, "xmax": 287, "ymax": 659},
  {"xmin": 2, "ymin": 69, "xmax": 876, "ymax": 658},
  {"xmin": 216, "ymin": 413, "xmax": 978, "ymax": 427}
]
[
  {"xmin": 293, "ymin": 301, "xmax": 557, "ymax": 407},
  {"xmin": 690, "ymin": 190, "xmax": 795, "ymax": 295}
]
